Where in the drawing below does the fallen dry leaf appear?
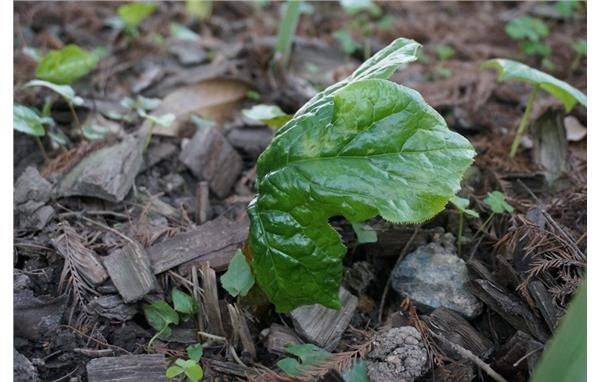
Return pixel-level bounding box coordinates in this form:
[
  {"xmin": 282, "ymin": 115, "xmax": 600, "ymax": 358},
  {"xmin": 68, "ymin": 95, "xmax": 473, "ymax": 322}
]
[{"xmin": 143, "ymin": 78, "xmax": 250, "ymax": 137}]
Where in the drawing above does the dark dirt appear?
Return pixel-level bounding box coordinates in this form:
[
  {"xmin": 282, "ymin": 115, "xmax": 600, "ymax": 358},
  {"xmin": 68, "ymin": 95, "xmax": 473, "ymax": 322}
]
[{"xmin": 14, "ymin": 2, "xmax": 586, "ymax": 382}]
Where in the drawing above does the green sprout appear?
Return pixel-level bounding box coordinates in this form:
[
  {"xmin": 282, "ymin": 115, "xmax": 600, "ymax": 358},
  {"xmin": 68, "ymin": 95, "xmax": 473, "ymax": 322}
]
[
  {"xmin": 483, "ymin": 58, "xmax": 587, "ymax": 157},
  {"xmin": 505, "ymin": 16, "xmax": 554, "ymax": 70},
  {"xmin": 166, "ymin": 344, "xmax": 204, "ymax": 382},
  {"xmin": 273, "ymin": 1, "xmax": 302, "ymax": 71}
]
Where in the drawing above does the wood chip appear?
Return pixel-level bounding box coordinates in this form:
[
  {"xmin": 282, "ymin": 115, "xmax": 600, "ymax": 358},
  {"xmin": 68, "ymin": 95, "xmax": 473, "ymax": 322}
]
[
  {"xmin": 425, "ymin": 307, "xmax": 494, "ymax": 358},
  {"xmin": 103, "ymin": 242, "xmax": 158, "ymax": 303},
  {"xmin": 267, "ymin": 323, "xmax": 302, "ymax": 355},
  {"xmin": 147, "ymin": 215, "xmax": 248, "ymax": 274},
  {"xmin": 179, "ymin": 125, "xmax": 243, "ymax": 198},
  {"xmin": 198, "ymin": 263, "xmax": 225, "ymax": 337},
  {"xmin": 469, "ymin": 279, "xmax": 549, "ymax": 342},
  {"xmin": 227, "ymin": 303, "xmax": 256, "ymax": 359},
  {"xmin": 86, "ymin": 354, "xmax": 167, "ymax": 382},
  {"xmin": 290, "ymin": 287, "xmax": 358, "ymax": 351},
  {"xmin": 57, "ymin": 134, "xmax": 144, "ymax": 202},
  {"xmin": 528, "ymin": 280, "xmax": 559, "ymax": 332}
]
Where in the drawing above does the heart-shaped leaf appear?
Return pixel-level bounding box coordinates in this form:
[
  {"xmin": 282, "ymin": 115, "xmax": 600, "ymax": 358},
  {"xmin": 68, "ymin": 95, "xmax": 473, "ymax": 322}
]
[
  {"xmin": 482, "ymin": 58, "xmax": 587, "ymax": 112},
  {"xmin": 36, "ymin": 44, "xmax": 99, "ymax": 85},
  {"xmin": 117, "ymin": 2, "xmax": 156, "ymax": 29},
  {"xmin": 172, "ymin": 288, "xmax": 198, "ymax": 315},
  {"xmin": 14, "ymin": 104, "xmax": 49, "ymax": 137},
  {"xmin": 143, "ymin": 299, "xmax": 179, "ymax": 337},
  {"xmin": 248, "ymin": 38, "xmax": 475, "ymax": 312}
]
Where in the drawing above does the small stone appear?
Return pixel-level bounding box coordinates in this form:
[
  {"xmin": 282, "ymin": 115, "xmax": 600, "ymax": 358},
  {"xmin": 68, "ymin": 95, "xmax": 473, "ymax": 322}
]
[
  {"xmin": 14, "ymin": 166, "xmax": 52, "ymax": 205},
  {"xmin": 14, "ymin": 350, "xmax": 39, "ymax": 382},
  {"xmin": 391, "ymin": 233, "xmax": 483, "ymax": 319},
  {"xmin": 367, "ymin": 326, "xmax": 428, "ymax": 382}
]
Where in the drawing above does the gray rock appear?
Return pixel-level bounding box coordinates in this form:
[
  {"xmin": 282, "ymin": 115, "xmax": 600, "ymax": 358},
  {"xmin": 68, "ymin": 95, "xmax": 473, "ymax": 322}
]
[
  {"xmin": 14, "ymin": 289, "xmax": 66, "ymax": 340},
  {"xmin": 391, "ymin": 233, "xmax": 483, "ymax": 319},
  {"xmin": 14, "ymin": 166, "xmax": 52, "ymax": 205},
  {"xmin": 14, "ymin": 350, "xmax": 39, "ymax": 382},
  {"xmin": 169, "ymin": 40, "xmax": 208, "ymax": 66},
  {"xmin": 57, "ymin": 135, "xmax": 144, "ymax": 202},
  {"xmin": 87, "ymin": 295, "xmax": 137, "ymax": 322},
  {"xmin": 367, "ymin": 326, "xmax": 428, "ymax": 382}
]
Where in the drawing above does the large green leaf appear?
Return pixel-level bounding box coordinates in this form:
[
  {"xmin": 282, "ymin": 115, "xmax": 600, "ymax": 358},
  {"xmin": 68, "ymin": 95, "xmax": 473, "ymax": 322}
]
[
  {"xmin": 248, "ymin": 38, "xmax": 475, "ymax": 312},
  {"xmin": 36, "ymin": 44, "xmax": 99, "ymax": 85},
  {"xmin": 530, "ymin": 280, "xmax": 586, "ymax": 382},
  {"xmin": 13, "ymin": 104, "xmax": 49, "ymax": 137},
  {"xmin": 482, "ymin": 58, "xmax": 587, "ymax": 112}
]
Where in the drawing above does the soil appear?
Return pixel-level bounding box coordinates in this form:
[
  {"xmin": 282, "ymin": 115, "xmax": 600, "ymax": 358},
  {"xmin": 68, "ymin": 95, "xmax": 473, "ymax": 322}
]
[{"xmin": 14, "ymin": 2, "xmax": 586, "ymax": 382}]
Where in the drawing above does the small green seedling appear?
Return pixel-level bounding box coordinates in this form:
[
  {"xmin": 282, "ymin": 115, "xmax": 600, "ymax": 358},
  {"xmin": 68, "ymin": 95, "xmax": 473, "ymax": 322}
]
[
  {"xmin": 482, "ymin": 58, "xmax": 587, "ymax": 157},
  {"xmin": 185, "ymin": 0, "xmax": 213, "ymax": 20},
  {"xmin": 166, "ymin": 343, "xmax": 204, "ymax": 382},
  {"xmin": 246, "ymin": 90, "xmax": 261, "ymax": 101},
  {"xmin": 13, "ymin": 104, "xmax": 56, "ymax": 160},
  {"xmin": 242, "ymin": 104, "xmax": 292, "ymax": 129},
  {"xmin": 220, "ymin": 249, "xmax": 255, "ymax": 298},
  {"xmin": 430, "ymin": 43, "xmax": 455, "ymax": 79},
  {"xmin": 36, "ymin": 44, "xmax": 100, "ymax": 85},
  {"xmin": 277, "ymin": 344, "xmax": 332, "ymax": 378},
  {"xmin": 246, "ymin": 38, "xmax": 475, "ymax": 312},
  {"xmin": 110, "ymin": 2, "xmax": 156, "ymax": 37},
  {"xmin": 143, "ymin": 288, "xmax": 198, "ymax": 347},
  {"xmin": 554, "ymin": 0, "xmax": 582, "ymax": 18},
  {"xmin": 338, "ymin": 0, "xmax": 391, "ymax": 59},
  {"xmin": 505, "ymin": 16, "xmax": 553, "ymax": 69},
  {"xmin": 450, "ymin": 195, "xmax": 479, "ymax": 256},
  {"xmin": 143, "ymin": 300, "xmax": 179, "ymax": 347},
  {"xmin": 570, "ymin": 38, "xmax": 586, "ymax": 72},
  {"xmin": 24, "ymin": 80, "xmax": 85, "ymax": 132}
]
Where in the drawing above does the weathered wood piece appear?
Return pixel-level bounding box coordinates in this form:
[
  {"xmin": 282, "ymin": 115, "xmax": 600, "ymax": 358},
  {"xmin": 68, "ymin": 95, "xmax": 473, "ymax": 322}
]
[
  {"xmin": 227, "ymin": 303, "xmax": 256, "ymax": 359},
  {"xmin": 57, "ymin": 135, "xmax": 144, "ymax": 202},
  {"xmin": 87, "ymin": 295, "xmax": 137, "ymax": 322},
  {"xmin": 227, "ymin": 126, "xmax": 273, "ymax": 160},
  {"xmin": 199, "ymin": 263, "xmax": 225, "ymax": 336},
  {"xmin": 103, "ymin": 242, "xmax": 157, "ymax": 303},
  {"xmin": 469, "ymin": 279, "xmax": 549, "ymax": 341},
  {"xmin": 425, "ymin": 307, "xmax": 494, "ymax": 358},
  {"xmin": 195, "ymin": 181, "xmax": 210, "ymax": 224},
  {"xmin": 532, "ymin": 109, "xmax": 568, "ymax": 187},
  {"xmin": 528, "ymin": 280, "xmax": 559, "ymax": 332},
  {"xmin": 147, "ymin": 215, "xmax": 248, "ymax": 274},
  {"xmin": 493, "ymin": 331, "xmax": 543, "ymax": 377},
  {"xmin": 86, "ymin": 354, "xmax": 167, "ymax": 382},
  {"xmin": 14, "ymin": 290, "xmax": 66, "ymax": 341},
  {"xmin": 179, "ymin": 125, "xmax": 243, "ymax": 198},
  {"xmin": 267, "ymin": 323, "xmax": 302, "ymax": 355},
  {"xmin": 14, "ymin": 166, "xmax": 55, "ymax": 230},
  {"xmin": 52, "ymin": 223, "xmax": 109, "ymax": 285},
  {"xmin": 290, "ymin": 287, "xmax": 358, "ymax": 351}
]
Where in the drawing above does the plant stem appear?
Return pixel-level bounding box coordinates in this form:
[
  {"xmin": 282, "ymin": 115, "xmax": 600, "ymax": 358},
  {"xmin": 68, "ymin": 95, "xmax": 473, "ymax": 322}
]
[
  {"xmin": 35, "ymin": 136, "xmax": 49, "ymax": 162},
  {"xmin": 510, "ymin": 85, "xmax": 540, "ymax": 157},
  {"xmin": 457, "ymin": 211, "xmax": 464, "ymax": 257},
  {"xmin": 273, "ymin": 0, "xmax": 302, "ymax": 70},
  {"xmin": 67, "ymin": 101, "xmax": 82, "ymax": 134}
]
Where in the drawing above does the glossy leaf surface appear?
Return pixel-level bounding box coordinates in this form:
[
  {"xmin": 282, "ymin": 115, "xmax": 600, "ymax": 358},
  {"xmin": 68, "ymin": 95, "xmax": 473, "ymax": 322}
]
[
  {"xmin": 248, "ymin": 38, "xmax": 475, "ymax": 312},
  {"xmin": 14, "ymin": 104, "xmax": 48, "ymax": 137},
  {"xmin": 482, "ymin": 58, "xmax": 587, "ymax": 112}
]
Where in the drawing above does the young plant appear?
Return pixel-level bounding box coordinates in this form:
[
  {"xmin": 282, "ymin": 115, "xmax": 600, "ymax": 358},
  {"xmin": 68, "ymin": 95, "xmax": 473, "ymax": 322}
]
[
  {"xmin": 36, "ymin": 44, "xmax": 100, "ymax": 85},
  {"xmin": 482, "ymin": 58, "xmax": 587, "ymax": 157},
  {"xmin": 111, "ymin": 2, "xmax": 156, "ymax": 37},
  {"xmin": 273, "ymin": 0, "xmax": 302, "ymax": 70},
  {"xmin": 166, "ymin": 343, "xmax": 204, "ymax": 382},
  {"xmin": 245, "ymin": 38, "xmax": 476, "ymax": 312},
  {"xmin": 449, "ymin": 195, "xmax": 479, "ymax": 257},
  {"xmin": 505, "ymin": 16, "xmax": 553, "ymax": 69},
  {"xmin": 337, "ymin": 0, "xmax": 392, "ymax": 59},
  {"xmin": 277, "ymin": 344, "xmax": 333, "ymax": 378},
  {"xmin": 570, "ymin": 38, "xmax": 586, "ymax": 73},
  {"xmin": 430, "ymin": 43, "xmax": 455, "ymax": 79},
  {"xmin": 23, "ymin": 80, "xmax": 85, "ymax": 132},
  {"xmin": 143, "ymin": 288, "xmax": 198, "ymax": 347},
  {"xmin": 13, "ymin": 104, "xmax": 56, "ymax": 160}
]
